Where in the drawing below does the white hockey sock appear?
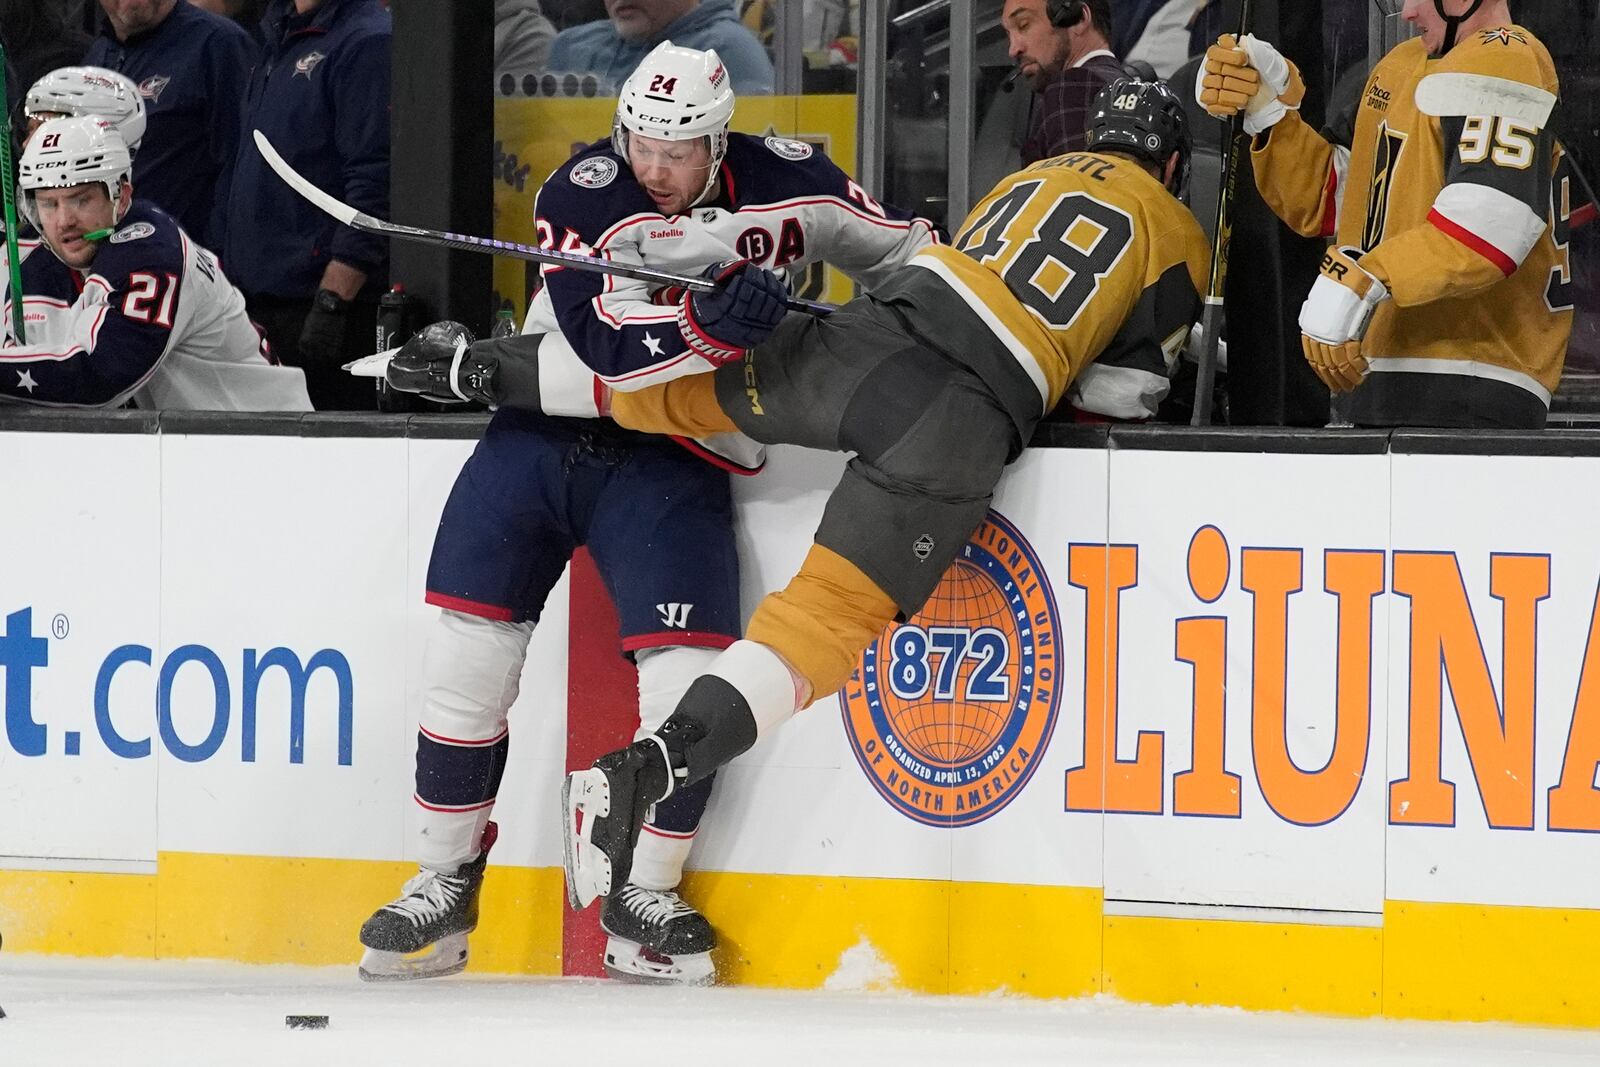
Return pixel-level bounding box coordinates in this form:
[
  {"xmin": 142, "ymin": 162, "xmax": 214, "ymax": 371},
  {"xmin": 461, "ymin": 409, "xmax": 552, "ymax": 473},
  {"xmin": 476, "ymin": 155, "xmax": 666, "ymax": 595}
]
[
  {"xmin": 414, "ymin": 609, "xmax": 532, "ymax": 872},
  {"xmin": 629, "ymin": 645, "xmax": 720, "ymax": 888},
  {"xmin": 635, "ymin": 645, "xmax": 720, "ymax": 735},
  {"xmin": 630, "ymin": 824, "xmax": 697, "ymax": 891}
]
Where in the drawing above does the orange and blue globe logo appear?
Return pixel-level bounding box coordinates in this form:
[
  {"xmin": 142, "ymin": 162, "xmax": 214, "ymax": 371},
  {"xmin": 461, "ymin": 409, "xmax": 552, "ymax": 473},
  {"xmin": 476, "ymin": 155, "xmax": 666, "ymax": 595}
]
[{"xmin": 841, "ymin": 510, "xmax": 1062, "ymax": 826}]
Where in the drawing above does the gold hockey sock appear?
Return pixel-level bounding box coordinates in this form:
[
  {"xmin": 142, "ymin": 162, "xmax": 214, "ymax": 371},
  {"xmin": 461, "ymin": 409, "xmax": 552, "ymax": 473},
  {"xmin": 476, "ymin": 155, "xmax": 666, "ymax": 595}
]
[
  {"xmin": 608, "ymin": 375, "xmax": 737, "ymax": 438},
  {"xmin": 746, "ymin": 544, "xmax": 899, "ymax": 699}
]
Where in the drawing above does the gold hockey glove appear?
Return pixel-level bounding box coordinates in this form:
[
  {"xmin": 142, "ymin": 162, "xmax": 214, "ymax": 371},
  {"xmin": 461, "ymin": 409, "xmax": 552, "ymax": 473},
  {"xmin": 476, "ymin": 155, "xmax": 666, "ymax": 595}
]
[
  {"xmin": 1302, "ymin": 335, "xmax": 1368, "ymax": 393},
  {"xmin": 1196, "ymin": 34, "xmax": 1305, "ymax": 135},
  {"xmin": 1298, "ymin": 246, "xmax": 1388, "ymax": 393}
]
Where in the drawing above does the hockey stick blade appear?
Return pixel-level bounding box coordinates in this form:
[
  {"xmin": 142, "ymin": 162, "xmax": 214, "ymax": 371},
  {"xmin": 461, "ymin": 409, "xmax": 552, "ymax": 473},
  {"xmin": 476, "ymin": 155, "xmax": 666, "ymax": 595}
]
[
  {"xmin": 252, "ymin": 130, "xmax": 833, "ymax": 317},
  {"xmin": 343, "ymin": 347, "xmax": 398, "ymax": 378}
]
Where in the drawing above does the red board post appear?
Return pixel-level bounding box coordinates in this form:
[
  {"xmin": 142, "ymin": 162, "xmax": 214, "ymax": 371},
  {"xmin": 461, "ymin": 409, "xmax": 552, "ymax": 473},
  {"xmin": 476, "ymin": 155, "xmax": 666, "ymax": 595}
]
[{"xmin": 561, "ymin": 548, "xmax": 640, "ymax": 977}]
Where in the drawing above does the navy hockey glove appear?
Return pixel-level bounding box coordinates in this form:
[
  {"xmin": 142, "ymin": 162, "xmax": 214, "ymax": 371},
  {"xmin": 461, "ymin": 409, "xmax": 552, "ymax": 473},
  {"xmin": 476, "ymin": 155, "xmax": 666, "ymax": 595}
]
[
  {"xmin": 386, "ymin": 321, "xmax": 494, "ymax": 404},
  {"xmin": 678, "ymin": 259, "xmax": 788, "ymax": 365}
]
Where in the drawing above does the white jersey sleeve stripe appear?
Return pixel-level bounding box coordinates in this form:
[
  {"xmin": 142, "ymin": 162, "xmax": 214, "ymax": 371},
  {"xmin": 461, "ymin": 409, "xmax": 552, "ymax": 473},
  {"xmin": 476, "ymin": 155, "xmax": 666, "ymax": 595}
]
[{"xmin": 1430, "ymin": 181, "xmax": 1546, "ymax": 273}]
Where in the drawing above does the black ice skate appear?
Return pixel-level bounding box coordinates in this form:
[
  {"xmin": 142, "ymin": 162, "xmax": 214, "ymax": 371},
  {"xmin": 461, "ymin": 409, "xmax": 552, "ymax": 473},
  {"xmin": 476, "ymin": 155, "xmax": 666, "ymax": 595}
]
[
  {"xmin": 358, "ymin": 822, "xmax": 497, "ymax": 981},
  {"xmin": 601, "ymin": 883, "xmax": 717, "ymax": 985},
  {"xmin": 563, "ymin": 733, "xmax": 686, "ymax": 910}
]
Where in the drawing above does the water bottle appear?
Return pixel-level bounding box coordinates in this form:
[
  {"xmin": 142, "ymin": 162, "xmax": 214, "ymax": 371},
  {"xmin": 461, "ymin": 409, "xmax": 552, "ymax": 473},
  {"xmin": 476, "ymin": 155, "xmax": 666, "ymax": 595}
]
[
  {"xmin": 376, "ymin": 284, "xmax": 408, "ymax": 353},
  {"xmin": 375, "ymin": 285, "xmax": 413, "ymax": 412},
  {"xmin": 490, "ymin": 307, "xmax": 518, "ymax": 340}
]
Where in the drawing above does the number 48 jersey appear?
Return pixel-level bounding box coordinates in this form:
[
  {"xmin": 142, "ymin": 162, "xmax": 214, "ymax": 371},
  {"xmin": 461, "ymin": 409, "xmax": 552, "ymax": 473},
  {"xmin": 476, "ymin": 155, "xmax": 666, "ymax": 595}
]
[{"xmin": 910, "ymin": 151, "xmax": 1209, "ymax": 419}]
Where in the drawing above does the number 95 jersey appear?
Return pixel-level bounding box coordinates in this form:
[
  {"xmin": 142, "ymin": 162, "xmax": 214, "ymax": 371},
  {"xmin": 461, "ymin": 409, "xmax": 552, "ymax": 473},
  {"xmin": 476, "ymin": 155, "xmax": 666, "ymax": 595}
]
[
  {"xmin": 1253, "ymin": 27, "xmax": 1570, "ymax": 420},
  {"xmin": 911, "ymin": 151, "xmax": 1209, "ymax": 420}
]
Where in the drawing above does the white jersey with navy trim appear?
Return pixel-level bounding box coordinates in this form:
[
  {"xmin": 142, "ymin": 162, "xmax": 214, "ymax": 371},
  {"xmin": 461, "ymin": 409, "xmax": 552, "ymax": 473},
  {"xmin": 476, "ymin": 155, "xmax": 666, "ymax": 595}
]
[
  {"xmin": 0, "ymin": 202, "xmax": 311, "ymax": 411},
  {"xmin": 525, "ymin": 131, "xmax": 941, "ymax": 396}
]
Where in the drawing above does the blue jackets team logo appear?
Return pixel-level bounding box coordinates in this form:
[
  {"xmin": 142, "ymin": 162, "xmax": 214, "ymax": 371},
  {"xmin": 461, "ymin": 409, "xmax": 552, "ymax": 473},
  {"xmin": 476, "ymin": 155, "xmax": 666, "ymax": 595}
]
[
  {"xmin": 841, "ymin": 510, "xmax": 1061, "ymax": 826},
  {"xmin": 570, "ymin": 157, "xmax": 619, "ymax": 188},
  {"xmin": 294, "ymin": 51, "xmax": 327, "ymax": 78},
  {"xmin": 137, "ymin": 75, "xmax": 171, "ymax": 103},
  {"xmin": 765, "ymin": 136, "xmax": 813, "ymax": 161}
]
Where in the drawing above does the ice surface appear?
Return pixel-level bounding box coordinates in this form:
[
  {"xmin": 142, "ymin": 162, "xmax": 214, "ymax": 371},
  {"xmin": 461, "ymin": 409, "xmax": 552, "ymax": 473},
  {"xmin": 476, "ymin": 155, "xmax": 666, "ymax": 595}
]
[{"xmin": 0, "ymin": 955, "xmax": 1594, "ymax": 1066}]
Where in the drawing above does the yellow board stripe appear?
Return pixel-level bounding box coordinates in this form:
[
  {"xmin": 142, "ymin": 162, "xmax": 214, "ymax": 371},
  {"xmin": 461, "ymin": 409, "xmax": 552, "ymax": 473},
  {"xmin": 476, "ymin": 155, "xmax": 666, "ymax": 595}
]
[
  {"xmin": 1104, "ymin": 914, "xmax": 1383, "ymax": 1017},
  {"xmin": 1383, "ymin": 899, "xmax": 1600, "ymax": 1028},
  {"xmin": 2, "ymin": 854, "xmax": 1597, "ymax": 1028},
  {"xmin": 0, "ymin": 853, "xmax": 563, "ymax": 976},
  {"xmin": 0, "ymin": 867, "xmax": 158, "ymax": 958}
]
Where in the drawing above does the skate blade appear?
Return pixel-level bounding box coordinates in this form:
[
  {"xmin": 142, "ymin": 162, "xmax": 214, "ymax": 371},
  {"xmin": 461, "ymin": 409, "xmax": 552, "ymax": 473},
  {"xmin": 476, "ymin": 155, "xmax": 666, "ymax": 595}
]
[
  {"xmin": 602, "ymin": 936, "xmax": 714, "ymax": 987},
  {"xmin": 357, "ymin": 934, "xmax": 469, "ymax": 982},
  {"xmin": 561, "ymin": 770, "xmax": 613, "ymax": 911}
]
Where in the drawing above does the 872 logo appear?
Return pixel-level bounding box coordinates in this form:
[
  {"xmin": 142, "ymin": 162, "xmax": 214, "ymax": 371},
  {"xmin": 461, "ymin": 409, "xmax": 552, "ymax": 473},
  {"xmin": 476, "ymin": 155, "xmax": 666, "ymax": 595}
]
[{"xmin": 841, "ymin": 510, "xmax": 1062, "ymax": 826}]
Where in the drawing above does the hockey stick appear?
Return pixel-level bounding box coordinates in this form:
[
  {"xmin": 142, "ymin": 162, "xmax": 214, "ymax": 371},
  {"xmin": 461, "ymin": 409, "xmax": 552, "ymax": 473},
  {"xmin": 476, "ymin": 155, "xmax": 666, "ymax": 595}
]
[
  {"xmin": 1191, "ymin": 0, "xmax": 1253, "ymax": 427},
  {"xmin": 0, "ymin": 45, "xmax": 26, "ymax": 345},
  {"xmin": 253, "ymin": 130, "xmax": 834, "ymax": 317}
]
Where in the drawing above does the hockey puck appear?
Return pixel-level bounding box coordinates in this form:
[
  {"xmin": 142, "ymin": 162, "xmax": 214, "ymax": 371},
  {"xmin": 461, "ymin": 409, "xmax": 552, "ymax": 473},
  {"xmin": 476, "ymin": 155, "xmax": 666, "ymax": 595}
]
[{"xmin": 286, "ymin": 1015, "xmax": 328, "ymax": 1030}]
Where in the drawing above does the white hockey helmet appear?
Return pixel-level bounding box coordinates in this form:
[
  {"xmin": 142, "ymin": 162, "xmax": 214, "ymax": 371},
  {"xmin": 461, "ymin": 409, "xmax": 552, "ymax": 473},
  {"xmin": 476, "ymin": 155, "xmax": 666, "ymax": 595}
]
[
  {"xmin": 612, "ymin": 41, "xmax": 736, "ymax": 204},
  {"xmin": 25, "ymin": 66, "xmax": 147, "ymax": 153},
  {"xmin": 18, "ymin": 116, "xmax": 135, "ymax": 237}
]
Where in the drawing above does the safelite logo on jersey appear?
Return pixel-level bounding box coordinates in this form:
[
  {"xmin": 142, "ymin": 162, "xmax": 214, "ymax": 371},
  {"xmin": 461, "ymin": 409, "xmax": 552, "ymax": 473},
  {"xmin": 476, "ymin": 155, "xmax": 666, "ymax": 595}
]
[{"xmin": 841, "ymin": 511, "xmax": 1062, "ymax": 826}]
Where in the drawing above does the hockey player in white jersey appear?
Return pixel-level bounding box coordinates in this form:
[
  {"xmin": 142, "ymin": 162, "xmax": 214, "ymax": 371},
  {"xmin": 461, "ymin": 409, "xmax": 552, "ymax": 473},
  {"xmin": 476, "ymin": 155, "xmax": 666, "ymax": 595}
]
[
  {"xmin": 24, "ymin": 66, "xmax": 147, "ymax": 150},
  {"xmin": 0, "ymin": 117, "xmax": 310, "ymax": 411},
  {"xmin": 361, "ymin": 41, "xmax": 939, "ymax": 984}
]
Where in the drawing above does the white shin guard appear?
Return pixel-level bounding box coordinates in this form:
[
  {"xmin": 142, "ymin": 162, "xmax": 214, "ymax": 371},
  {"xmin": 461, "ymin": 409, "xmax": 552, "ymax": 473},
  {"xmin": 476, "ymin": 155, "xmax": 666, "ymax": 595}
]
[
  {"xmin": 631, "ymin": 645, "xmax": 719, "ymax": 889},
  {"xmin": 415, "ymin": 609, "xmax": 533, "ymax": 871},
  {"xmin": 635, "ymin": 645, "xmax": 720, "ymax": 737}
]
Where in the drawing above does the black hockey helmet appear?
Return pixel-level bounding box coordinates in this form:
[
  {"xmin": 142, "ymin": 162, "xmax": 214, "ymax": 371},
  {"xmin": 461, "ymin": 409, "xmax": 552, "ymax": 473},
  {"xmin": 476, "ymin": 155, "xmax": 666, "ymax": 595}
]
[{"xmin": 1086, "ymin": 77, "xmax": 1192, "ymax": 198}]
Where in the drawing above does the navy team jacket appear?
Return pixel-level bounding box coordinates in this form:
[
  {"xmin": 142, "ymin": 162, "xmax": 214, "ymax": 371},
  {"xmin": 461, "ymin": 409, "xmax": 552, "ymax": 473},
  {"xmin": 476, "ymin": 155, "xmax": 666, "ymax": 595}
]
[
  {"xmin": 222, "ymin": 0, "xmax": 391, "ymax": 300},
  {"xmin": 84, "ymin": 1, "xmax": 257, "ymax": 251}
]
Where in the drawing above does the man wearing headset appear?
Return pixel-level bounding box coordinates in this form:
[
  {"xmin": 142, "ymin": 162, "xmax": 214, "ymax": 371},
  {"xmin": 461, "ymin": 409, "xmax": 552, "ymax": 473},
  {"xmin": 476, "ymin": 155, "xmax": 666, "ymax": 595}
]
[{"xmin": 1003, "ymin": 0, "xmax": 1126, "ymax": 164}]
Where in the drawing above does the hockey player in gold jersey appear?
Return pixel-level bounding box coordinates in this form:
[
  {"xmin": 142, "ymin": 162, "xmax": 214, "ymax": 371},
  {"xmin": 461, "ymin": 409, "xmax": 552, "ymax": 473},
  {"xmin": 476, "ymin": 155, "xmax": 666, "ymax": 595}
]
[
  {"xmin": 1197, "ymin": 0, "xmax": 1571, "ymax": 427},
  {"xmin": 559, "ymin": 78, "xmax": 1211, "ymax": 910}
]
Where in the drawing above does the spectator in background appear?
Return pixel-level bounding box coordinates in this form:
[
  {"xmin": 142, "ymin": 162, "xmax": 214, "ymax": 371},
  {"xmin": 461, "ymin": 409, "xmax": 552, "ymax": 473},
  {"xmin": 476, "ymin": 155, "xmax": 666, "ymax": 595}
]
[
  {"xmin": 739, "ymin": 0, "xmax": 858, "ymax": 68},
  {"xmin": 1124, "ymin": 0, "xmax": 1208, "ymax": 80},
  {"xmin": 187, "ymin": 0, "xmax": 271, "ymax": 45},
  {"xmin": 549, "ymin": 0, "xmax": 773, "ymax": 94},
  {"xmin": 497, "ymin": 0, "xmax": 557, "ymax": 87},
  {"xmin": 1002, "ymin": 0, "xmax": 1124, "ymax": 164},
  {"xmin": 545, "ymin": 0, "xmax": 606, "ymax": 29},
  {"xmin": 83, "ymin": 0, "xmax": 255, "ymax": 252},
  {"xmin": 224, "ymin": 0, "xmax": 390, "ymax": 412}
]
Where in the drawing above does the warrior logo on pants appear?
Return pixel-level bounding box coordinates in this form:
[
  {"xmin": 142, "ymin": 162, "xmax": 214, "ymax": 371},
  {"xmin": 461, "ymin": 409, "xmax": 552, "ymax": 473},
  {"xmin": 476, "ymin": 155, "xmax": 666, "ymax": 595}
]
[{"xmin": 841, "ymin": 510, "xmax": 1062, "ymax": 826}]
